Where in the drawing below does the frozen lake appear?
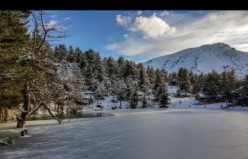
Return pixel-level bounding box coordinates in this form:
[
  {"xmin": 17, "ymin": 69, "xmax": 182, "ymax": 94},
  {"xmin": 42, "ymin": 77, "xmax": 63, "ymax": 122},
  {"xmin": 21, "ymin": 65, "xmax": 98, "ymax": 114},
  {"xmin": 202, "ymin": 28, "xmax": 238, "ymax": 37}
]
[{"xmin": 1, "ymin": 109, "xmax": 248, "ymax": 159}]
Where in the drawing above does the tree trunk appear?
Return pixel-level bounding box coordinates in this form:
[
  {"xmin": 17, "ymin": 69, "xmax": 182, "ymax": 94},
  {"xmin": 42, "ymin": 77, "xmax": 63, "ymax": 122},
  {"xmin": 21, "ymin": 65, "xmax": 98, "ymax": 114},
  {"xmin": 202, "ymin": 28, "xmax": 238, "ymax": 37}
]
[
  {"xmin": 4, "ymin": 107, "xmax": 8, "ymax": 122},
  {"xmin": 16, "ymin": 111, "xmax": 28, "ymax": 128},
  {"xmin": 23, "ymin": 83, "xmax": 31, "ymax": 111},
  {"xmin": 0, "ymin": 107, "xmax": 3, "ymax": 122},
  {"xmin": 17, "ymin": 83, "xmax": 30, "ymax": 128},
  {"xmin": 0, "ymin": 107, "xmax": 8, "ymax": 122},
  {"xmin": 17, "ymin": 82, "xmax": 62, "ymax": 128},
  {"xmin": 17, "ymin": 119, "xmax": 24, "ymax": 128}
]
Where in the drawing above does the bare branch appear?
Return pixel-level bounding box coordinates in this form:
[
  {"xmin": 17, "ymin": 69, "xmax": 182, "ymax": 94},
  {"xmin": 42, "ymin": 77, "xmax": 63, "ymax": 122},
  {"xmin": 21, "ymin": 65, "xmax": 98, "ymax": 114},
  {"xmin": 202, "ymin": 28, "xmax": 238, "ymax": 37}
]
[
  {"xmin": 42, "ymin": 101, "xmax": 62, "ymax": 124},
  {"xmin": 27, "ymin": 101, "xmax": 43, "ymax": 116},
  {"xmin": 47, "ymin": 35, "xmax": 66, "ymax": 39},
  {"xmin": 31, "ymin": 12, "xmax": 38, "ymax": 56},
  {"xmin": 36, "ymin": 10, "xmax": 48, "ymax": 51},
  {"xmin": 27, "ymin": 100, "xmax": 62, "ymax": 124}
]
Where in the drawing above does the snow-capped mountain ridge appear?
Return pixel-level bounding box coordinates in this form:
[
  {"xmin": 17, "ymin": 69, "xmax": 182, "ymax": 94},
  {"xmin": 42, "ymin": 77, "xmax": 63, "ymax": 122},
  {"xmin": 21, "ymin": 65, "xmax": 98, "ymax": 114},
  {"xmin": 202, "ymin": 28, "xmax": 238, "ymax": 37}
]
[{"xmin": 144, "ymin": 43, "xmax": 248, "ymax": 78}]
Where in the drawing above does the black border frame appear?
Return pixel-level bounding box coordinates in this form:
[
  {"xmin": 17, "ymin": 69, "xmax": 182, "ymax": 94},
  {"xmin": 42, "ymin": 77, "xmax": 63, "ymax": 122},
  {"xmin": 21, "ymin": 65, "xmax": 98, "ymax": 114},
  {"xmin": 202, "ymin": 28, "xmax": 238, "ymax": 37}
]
[{"xmin": 1, "ymin": 0, "xmax": 247, "ymax": 10}]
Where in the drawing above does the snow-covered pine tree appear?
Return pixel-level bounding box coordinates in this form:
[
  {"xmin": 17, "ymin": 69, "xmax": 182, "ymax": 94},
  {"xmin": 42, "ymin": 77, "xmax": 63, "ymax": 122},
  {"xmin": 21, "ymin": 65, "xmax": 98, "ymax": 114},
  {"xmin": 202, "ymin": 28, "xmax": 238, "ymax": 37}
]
[
  {"xmin": 138, "ymin": 64, "xmax": 150, "ymax": 94},
  {"xmin": 117, "ymin": 56, "xmax": 127, "ymax": 78},
  {"xmin": 71, "ymin": 67, "xmax": 87, "ymax": 104},
  {"xmin": 202, "ymin": 70, "xmax": 221, "ymax": 102},
  {"xmin": 220, "ymin": 70, "xmax": 237, "ymax": 104},
  {"xmin": 142, "ymin": 96, "xmax": 148, "ymax": 108},
  {"xmin": 113, "ymin": 80, "xmax": 127, "ymax": 108},
  {"xmin": 146, "ymin": 66, "xmax": 156, "ymax": 89},
  {"xmin": 236, "ymin": 75, "xmax": 248, "ymax": 105},
  {"xmin": 67, "ymin": 45, "xmax": 76, "ymax": 63},
  {"xmin": 74, "ymin": 47, "xmax": 84, "ymax": 63},
  {"xmin": 177, "ymin": 68, "xmax": 191, "ymax": 97},
  {"xmin": 125, "ymin": 78, "xmax": 136, "ymax": 100},
  {"xmin": 168, "ymin": 72, "xmax": 178, "ymax": 86},
  {"xmin": 54, "ymin": 44, "xmax": 68, "ymax": 62},
  {"xmin": 154, "ymin": 69, "xmax": 166, "ymax": 94},
  {"xmin": 159, "ymin": 87, "xmax": 169, "ymax": 108},
  {"xmin": 130, "ymin": 90, "xmax": 138, "ymax": 109},
  {"xmin": 95, "ymin": 84, "xmax": 106, "ymax": 100}
]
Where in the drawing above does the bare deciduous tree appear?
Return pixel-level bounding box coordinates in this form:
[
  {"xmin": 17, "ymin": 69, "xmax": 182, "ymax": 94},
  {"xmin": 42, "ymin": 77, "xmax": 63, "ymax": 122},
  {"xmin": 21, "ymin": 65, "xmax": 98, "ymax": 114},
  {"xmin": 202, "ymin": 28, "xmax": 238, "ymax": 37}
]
[{"xmin": 17, "ymin": 10, "xmax": 66, "ymax": 128}]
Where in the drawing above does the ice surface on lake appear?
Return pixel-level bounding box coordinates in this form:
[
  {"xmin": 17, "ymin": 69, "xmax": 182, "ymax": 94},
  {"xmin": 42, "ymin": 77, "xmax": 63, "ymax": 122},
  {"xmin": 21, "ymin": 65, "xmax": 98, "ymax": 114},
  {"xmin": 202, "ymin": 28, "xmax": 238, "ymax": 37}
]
[{"xmin": 1, "ymin": 109, "xmax": 248, "ymax": 159}]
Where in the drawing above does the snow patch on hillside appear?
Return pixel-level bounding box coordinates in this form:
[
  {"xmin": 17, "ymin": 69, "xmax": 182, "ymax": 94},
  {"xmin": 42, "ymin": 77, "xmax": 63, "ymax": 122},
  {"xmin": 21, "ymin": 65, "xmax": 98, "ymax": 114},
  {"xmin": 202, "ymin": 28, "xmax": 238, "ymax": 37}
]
[{"xmin": 144, "ymin": 43, "xmax": 248, "ymax": 78}]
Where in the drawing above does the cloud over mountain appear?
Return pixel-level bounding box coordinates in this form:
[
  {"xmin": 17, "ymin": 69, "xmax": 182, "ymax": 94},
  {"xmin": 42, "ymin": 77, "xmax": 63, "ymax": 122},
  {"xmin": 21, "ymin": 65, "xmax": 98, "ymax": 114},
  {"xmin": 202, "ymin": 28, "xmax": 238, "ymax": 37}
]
[{"xmin": 107, "ymin": 11, "xmax": 248, "ymax": 62}]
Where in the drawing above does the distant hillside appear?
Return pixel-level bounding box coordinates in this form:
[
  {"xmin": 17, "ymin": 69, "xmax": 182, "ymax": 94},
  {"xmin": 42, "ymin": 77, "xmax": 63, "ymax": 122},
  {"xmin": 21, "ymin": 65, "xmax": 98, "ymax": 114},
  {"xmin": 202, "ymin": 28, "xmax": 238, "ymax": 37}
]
[{"xmin": 144, "ymin": 43, "xmax": 248, "ymax": 78}]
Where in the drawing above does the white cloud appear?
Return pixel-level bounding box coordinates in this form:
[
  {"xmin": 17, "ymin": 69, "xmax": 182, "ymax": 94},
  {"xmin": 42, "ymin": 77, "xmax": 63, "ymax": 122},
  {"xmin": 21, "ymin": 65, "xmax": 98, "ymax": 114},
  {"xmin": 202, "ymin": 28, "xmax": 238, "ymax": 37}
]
[
  {"xmin": 51, "ymin": 14, "xmax": 57, "ymax": 19},
  {"xmin": 45, "ymin": 20, "xmax": 59, "ymax": 30},
  {"xmin": 131, "ymin": 15, "xmax": 176, "ymax": 39},
  {"xmin": 116, "ymin": 15, "xmax": 132, "ymax": 27},
  {"xmin": 109, "ymin": 41, "xmax": 153, "ymax": 56},
  {"xmin": 107, "ymin": 11, "xmax": 248, "ymax": 62},
  {"xmin": 63, "ymin": 16, "xmax": 72, "ymax": 21},
  {"xmin": 106, "ymin": 43, "xmax": 119, "ymax": 50},
  {"xmin": 123, "ymin": 34, "xmax": 129, "ymax": 38},
  {"xmin": 45, "ymin": 20, "xmax": 71, "ymax": 31},
  {"xmin": 137, "ymin": 11, "xmax": 142, "ymax": 15},
  {"xmin": 160, "ymin": 11, "xmax": 169, "ymax": 17}
]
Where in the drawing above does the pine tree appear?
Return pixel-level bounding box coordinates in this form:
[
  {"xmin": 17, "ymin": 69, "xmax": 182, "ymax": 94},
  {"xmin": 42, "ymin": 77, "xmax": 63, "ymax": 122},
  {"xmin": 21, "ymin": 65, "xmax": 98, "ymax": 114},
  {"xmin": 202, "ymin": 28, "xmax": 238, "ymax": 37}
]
[
  {"xmin": 168, "ymin": 72, "xmax": 178, "ymax": 86},
  {"xmin": 146, "ymin": 66, "xmax": 156, "ymax": 88},
  {"xmin": 153, "ymin": 69, "xmax": 170, "ymax": 104},
  {"xmin": 0, "ymin": 11, "xmax": 30, "ymax": 121},
  {"xmin": 117, "ymin": 56, "xmax": 125, "ymax": 78},
  {"xmin": 104, "ymin": 57, "xmax": 117, "ymax": 78},
  {"xmin": 236, "ymin": 75, "xmax": 248, "ymax": 105},
  {"xmin": 142, "ymin": 96, "xmax": 148, "ymax": 108},
  {"xmin": 154, "ymin": 69, "xmax": 166, "ymax": 93},
  {"xmin": 191, "ymin": 73, "xmax": 202, "ymax": 94},
  {"xmin": 95, "ymin": 84, "xmax": 106, "ymax": 100},
  {"xmin": 54, "ymin": 44, "xmax": 68, "ymax": 62},
  {"xmin": 202, "ymin": 70, "xmax": 221, "ymax": 102},
  {"xmin": 177, "ymin": 68, "xmax": 191, "ymax": 97},
  {"xmin": 178, "ymin": 80, "xmax": 191, "ymax": 96},
  {"xmin": 71, "ymin": 68, "xmax": 87, "ymax": 103},
  {"xmin": 125, "ymin": 80, "xmax": 135, "ymax": 100},
  {"xmin": 130, "ymin": 90, "xmax": 138, "ymax": 109},
  {"xmin": 188, "ymin": 71, "xmax": 195, "ymax": 85},
  {"xmin": 139, "ymin": 64, "xmax": 150, "ymax": 93},
  {"xmin": 153, "ymin": 69, "xmax": 167, "ymax": 104},
  {"xmin": 74, "ymin": 47, "xmax": 83, "ymax": 63},
  {"xmin": 94, "ymin": 84, "xmax": 106, "ymax": 106},
  {"xmin": 113, "ymin": 80, "xmax": 127, "ymax": 108},
  {"xmin": 220, "ymin": 70, "xmax": 237, "ymax": 104},
  {"xmin": 159, "ymin": 92, "xmax": 169, "ymax": 108},
  {"xmin": 67, "ymin": 45, "xmax": 75, "ymax": 63}
]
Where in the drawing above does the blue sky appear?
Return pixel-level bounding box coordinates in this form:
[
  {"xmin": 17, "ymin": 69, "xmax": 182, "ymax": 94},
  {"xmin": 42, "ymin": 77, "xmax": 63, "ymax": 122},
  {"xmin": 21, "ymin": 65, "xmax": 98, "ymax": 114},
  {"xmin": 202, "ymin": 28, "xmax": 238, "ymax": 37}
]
[
  {"xmin": 47, "ymin": 11, "xmax": 128, "ymax": 59},
  {"xmin": 46, "ymin": 11, "xmax": 248, "ymax": 62}
]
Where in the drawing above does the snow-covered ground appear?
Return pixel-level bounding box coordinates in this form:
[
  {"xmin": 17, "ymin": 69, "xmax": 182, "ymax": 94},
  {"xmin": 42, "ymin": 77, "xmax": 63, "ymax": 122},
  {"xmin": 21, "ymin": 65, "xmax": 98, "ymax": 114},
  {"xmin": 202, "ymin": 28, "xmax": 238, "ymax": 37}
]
[{"xmin": 81, "ymin": 85, "xmax": 248, "ymax": 113}]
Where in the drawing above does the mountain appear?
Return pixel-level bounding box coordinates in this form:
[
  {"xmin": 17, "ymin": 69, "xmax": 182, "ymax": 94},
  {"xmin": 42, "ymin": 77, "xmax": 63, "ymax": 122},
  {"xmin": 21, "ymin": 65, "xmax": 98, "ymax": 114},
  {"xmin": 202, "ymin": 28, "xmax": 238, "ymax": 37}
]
[{"xmin": 144, "ymin": 43, "xmax": 248, "ymax": 78}]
